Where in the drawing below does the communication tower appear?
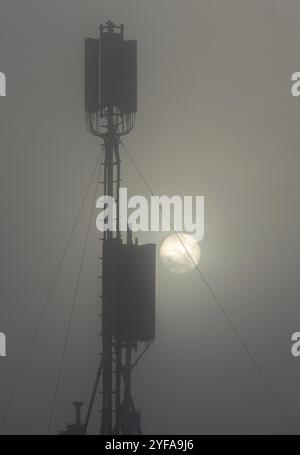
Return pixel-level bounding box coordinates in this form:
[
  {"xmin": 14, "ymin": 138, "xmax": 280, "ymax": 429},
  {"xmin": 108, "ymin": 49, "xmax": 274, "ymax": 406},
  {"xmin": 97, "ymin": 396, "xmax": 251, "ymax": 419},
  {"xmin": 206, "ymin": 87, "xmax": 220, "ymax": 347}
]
[{"xmin": 61, "ymin": 21, "xmax": 156, "ymax": 435}]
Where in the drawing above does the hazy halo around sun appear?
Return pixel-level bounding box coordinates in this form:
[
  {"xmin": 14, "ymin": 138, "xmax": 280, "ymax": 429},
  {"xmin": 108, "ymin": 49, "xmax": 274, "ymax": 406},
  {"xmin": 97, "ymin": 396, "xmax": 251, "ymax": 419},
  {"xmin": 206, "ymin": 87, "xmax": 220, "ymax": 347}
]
[{"xmin": 160, "ymin": 233, "xmax": 201, "ymax": 274}]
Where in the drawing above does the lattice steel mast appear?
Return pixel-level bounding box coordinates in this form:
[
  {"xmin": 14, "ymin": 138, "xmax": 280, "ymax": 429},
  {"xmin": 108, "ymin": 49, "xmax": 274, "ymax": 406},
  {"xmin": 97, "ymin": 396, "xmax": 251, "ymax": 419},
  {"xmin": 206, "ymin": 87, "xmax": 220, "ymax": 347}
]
[{"xmin": 82, "ymin": 21, "xmax": 155, "ymax": 436}]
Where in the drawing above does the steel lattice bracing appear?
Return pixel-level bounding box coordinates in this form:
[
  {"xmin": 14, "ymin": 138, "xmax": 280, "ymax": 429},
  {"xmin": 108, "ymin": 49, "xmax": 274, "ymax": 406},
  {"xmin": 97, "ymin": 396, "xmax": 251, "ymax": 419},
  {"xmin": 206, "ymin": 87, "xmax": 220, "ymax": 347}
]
[
  {"xmin": 85, "ymin": 22, "xmax": 142, "ymax": 435},
  {"xmin": 80, "ymin": 21, "xmax": 155, "ymax": 436}
]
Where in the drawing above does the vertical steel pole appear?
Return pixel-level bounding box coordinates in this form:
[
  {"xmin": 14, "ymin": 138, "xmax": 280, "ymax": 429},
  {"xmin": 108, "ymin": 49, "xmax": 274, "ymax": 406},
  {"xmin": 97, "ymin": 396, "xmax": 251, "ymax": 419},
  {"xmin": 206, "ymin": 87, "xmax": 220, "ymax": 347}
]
[
  {"xmin": 114, "ymin": 139, "xmax": 122, "ymax": 434},
  {"xmin": 101, "ymin": 111, "xmax": 114, "ymax": 434}
]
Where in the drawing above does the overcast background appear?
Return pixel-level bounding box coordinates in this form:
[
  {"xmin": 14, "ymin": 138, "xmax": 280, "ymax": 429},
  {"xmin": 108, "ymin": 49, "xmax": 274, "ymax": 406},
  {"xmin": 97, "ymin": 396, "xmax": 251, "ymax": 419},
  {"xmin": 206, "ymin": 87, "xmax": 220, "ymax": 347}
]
[{"xmin": 1, "ymin": 0, "xmax": 300, "ymax": 435}]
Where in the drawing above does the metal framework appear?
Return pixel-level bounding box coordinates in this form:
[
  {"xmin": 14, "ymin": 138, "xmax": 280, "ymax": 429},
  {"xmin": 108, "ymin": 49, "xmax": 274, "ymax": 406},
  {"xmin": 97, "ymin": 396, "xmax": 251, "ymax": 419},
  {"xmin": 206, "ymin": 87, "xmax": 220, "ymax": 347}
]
[
  {"xmin": 85, "ymin": 21, "xmax": 143, "ymax": 435},
  {"xmin": 61, "ymin": 21, "xmax": 155, "ymax": 436},
  {"xmin": 85, "ymin": 21, "xmax": 136, "ymax": 138}
]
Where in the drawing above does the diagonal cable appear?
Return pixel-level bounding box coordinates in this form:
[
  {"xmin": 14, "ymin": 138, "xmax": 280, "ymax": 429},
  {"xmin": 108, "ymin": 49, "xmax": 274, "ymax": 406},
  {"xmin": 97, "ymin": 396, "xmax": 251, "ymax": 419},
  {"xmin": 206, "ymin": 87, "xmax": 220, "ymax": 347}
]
[
  {"xmin": 0, "ymin": 152, "xmax": 102, "ymax": 433},
  {"xmin": 120, "ymin": 139, "xmax": 298, "ymax": 435},
  {"xmin": 47, "ymin": 152, "xmax": 103, "ymax": 433}
]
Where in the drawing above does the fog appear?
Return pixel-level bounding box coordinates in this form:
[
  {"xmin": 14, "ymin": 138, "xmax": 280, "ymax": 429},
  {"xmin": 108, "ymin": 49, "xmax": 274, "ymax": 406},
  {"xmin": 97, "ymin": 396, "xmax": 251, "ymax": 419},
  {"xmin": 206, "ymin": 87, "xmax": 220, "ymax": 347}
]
[{"xmin": 1, "ymin": 0, "xmax": 300, "ymax": 434}]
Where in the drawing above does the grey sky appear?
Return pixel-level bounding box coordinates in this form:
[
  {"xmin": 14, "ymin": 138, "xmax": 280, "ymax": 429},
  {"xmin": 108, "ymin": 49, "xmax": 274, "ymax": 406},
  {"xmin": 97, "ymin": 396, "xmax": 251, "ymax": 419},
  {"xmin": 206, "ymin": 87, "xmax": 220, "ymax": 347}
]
[{"xmin": 1, "ymin": 0, "xmax": 300, "ymax": 434}]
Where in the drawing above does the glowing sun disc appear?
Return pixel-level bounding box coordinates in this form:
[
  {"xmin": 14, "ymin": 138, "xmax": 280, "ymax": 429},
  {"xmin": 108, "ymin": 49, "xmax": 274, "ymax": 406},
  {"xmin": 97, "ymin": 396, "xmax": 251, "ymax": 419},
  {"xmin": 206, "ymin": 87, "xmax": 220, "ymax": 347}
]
[{"xmin": 160, "ymin": 233, "xmax": 201, "ymax": 274}]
